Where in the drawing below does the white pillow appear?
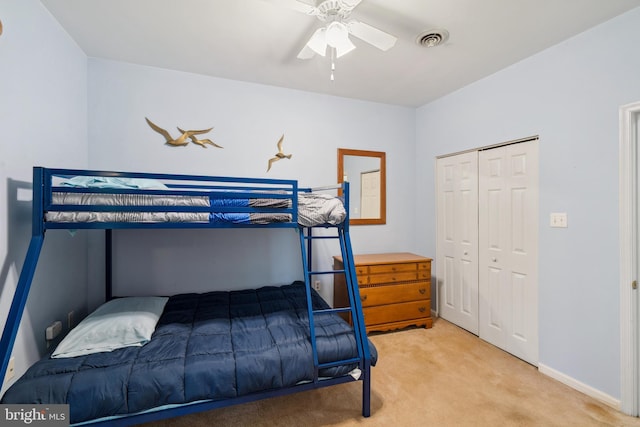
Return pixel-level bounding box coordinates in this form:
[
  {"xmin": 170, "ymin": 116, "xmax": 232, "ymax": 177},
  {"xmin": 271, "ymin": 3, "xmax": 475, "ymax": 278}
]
[{"xmin": 52, "ymin": 296, "xmax": 168, "ymax": 358}]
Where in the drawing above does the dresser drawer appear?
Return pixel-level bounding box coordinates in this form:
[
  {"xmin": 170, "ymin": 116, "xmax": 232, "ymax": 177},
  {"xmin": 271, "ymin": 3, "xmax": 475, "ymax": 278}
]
[
  {"xmin": 355, "ymin": 266, "xmax": 369, "ymax": 276},
  {"xmin": 363, "ymin": 300, "xmax": 430, "ymax": 326},
  {"xmin": 359, "ymin": 282, "xmax": 430, "ymax": 307},
  {"xmin": 418, "ymin": 262, "xmax": 431, "ymax": 276},
  {"xmin": 368, "ymin": 271, "xmax": 420, "ymax": 285},
  {"xmin": 369, "ymin": 263, "xmax": 418, "ymax": 275}
]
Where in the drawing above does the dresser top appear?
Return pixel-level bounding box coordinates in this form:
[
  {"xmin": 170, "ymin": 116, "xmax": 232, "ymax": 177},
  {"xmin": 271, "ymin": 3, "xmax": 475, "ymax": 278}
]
[{"xmin": 333, "ymin": 252, "xmax": 432, "ymax": 265}]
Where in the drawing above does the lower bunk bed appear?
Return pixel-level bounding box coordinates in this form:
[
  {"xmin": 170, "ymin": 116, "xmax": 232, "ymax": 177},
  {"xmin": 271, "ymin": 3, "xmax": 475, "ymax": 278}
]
[{"xmin": 1, "ymin": 282, "xmax": 377, "ymax": 425}]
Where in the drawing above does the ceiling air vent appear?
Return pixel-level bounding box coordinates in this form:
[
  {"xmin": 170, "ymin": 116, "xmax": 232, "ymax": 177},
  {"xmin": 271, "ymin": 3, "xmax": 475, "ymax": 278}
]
[{"xmin": 416, "ymin": 29, "xmax": 449, "ymax": 48}]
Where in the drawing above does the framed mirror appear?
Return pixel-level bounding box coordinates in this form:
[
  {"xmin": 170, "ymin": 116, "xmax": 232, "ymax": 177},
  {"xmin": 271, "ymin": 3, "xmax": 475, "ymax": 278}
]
[{"xmin": 337, "ymin": 148, "xmax": 386, "ymax": 225}]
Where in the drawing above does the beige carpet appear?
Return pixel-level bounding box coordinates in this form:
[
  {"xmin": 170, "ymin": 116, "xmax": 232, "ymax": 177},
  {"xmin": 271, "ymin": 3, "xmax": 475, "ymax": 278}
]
[{"xmin": 143, "ymin": 318, "xmax": 640, "ymax": 427}]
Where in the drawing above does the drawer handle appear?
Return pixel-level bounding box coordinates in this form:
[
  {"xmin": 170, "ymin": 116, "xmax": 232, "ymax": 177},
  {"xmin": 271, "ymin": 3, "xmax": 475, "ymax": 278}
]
[
  {"xmin": 419, "ymin": 288, "xmax": 426, "ymax": 294},
  {"xmin": 419, "ymin": 307, "xmax": 427, "ymax": 313},
  {"xmin": 361, "ymin": 295, "xmax": 367, "ymax": 302}
]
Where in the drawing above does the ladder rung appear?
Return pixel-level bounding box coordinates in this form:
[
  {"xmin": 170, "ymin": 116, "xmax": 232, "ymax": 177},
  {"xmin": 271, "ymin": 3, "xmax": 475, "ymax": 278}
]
[
  {"xmin": 303, "ymin": 235, "xmax": 338, "ymax": 240},
  {"xmin": 313, "ymin": 307, "xmax": 351, "ymax": 315},
  {"xmin": 318, "ymin": 357, "xmax": 360, "ymax": 369},
  {"xmin": 308, "ymin": 270, "xmax": 341, "ymax": 276}
]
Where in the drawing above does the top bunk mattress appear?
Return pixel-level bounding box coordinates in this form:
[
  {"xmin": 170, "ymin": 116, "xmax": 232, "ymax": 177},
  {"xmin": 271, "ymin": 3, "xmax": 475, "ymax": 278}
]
[
  {"xmin": 40, "ymin": 170, "xmax": 347, "ymax": 227},
  {"xmin": 45, "ymin": 191, "xmax": 345, "ymax": 226}
]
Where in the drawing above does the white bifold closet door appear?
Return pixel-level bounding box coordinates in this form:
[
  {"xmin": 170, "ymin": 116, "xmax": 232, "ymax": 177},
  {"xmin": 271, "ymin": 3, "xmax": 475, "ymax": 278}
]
[
  {"xmin": 478, "ymin": 140, "xmax": 538, "ymax": 365},
  {"xmin": 437, "ymin": 140, "xmax": 538, "ymax": 366},
  {"xmin": 436, "ymin": 151, "xmax": 479, "ymax": 335}
]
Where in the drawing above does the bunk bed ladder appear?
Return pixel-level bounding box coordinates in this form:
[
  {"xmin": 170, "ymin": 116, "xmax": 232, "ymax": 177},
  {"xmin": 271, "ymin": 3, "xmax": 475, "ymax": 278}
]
[{"xmin": 298, "ymin": 224, "xmax": 372, "ymax": 417}]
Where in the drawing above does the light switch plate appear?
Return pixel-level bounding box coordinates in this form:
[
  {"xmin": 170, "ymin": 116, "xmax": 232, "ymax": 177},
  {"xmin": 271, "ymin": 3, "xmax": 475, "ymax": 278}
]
[{"xmin": 550, "ymin": 212, "xmax": 568, "ymax": 228}]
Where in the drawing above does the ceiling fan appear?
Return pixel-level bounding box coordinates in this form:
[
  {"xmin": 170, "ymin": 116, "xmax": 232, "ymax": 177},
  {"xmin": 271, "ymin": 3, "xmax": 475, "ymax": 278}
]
[{"xmin": 274, "ymin": 0, "xmax": 398, "ymax": 60}]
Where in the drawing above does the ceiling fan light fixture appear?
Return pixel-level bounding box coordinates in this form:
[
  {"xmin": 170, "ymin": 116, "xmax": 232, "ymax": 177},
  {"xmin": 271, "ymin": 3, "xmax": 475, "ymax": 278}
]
[
  {"xmin": 325, "ymin": 22, "xmax": 347, "ymax": 47},
  {"xmin": 291, "ymin": 0, "xmax": 396, "ymax": 62},
  {"xmin": 325, "ymin": 21, "xmax": 355, "ymax": 58},
  {"xmin": 307, "ymin": 27, "xmax": 328, "ymax": 56},
  {"xmin": 335, "ymin": 39, "xmax": 355, "ymax": 58}
]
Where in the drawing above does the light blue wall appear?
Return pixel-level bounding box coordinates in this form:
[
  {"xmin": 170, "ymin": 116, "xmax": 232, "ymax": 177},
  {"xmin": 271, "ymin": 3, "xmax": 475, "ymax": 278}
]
[
  {"xmin": 0, "ymin": 0, "xmax": 88, "ymax": 393},
  {"xmin": 3, "ymin": 0, "xmax": 640, "ymax": 407},
  {"xmin": 415, "ymin": 7, "xmax": 640, "ymax": 399},
  {"xmin": 86, "ymin": 59, "xmax": 416, "ymax": 306}
]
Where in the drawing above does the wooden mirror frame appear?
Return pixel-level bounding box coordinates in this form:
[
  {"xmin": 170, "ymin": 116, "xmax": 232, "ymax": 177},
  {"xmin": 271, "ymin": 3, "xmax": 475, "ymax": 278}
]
[{"xmin": 337, "ymin": 148, "xmax": 386, "ymax": 225}]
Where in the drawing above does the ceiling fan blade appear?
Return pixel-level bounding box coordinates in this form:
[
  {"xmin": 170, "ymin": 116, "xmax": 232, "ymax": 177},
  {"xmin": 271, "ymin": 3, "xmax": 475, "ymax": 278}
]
[
  {"xmin": 297, "ymin": 45, "xmax": 316, "ymax": 59},
  {"xmin": 298, "ymin": 27, "xmax": 327, "ymax": 58},
  {"xmin": 347, "ymin": 20, "xmax": 397, "ymax": 51},
  {"xmin": 269, "ymin": 0, "xmax": 318, "ymax": 15},
  {"xmin": 339, "ymin": 0, "xmax": 363, "ymax": 11}
]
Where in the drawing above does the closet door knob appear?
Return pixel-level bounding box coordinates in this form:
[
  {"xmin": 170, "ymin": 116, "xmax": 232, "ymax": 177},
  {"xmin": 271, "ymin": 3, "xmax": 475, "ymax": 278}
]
[
  {"xmin": 492, "ymin": 257, "xmax": 497, "ymax": 262},
  {"xmin": 463, "ymin": 251, "xmax": 468, "ymax": 256}
]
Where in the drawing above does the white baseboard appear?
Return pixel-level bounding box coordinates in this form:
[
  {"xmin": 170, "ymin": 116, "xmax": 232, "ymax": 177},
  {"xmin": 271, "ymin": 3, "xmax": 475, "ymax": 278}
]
[{"xmin": 538, "ymin": 363, "xmax": 620, "ymax": 409}]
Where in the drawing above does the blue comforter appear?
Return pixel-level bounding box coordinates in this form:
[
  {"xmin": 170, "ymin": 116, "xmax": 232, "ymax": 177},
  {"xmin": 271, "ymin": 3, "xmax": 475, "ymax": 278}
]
[{"xmin": 1, "ymin": 282, "xmax": 376, "ymax": 424}]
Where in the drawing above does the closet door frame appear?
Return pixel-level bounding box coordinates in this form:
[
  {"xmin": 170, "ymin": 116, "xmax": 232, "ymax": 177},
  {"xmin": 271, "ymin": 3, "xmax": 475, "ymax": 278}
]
[{"xmin": 619, "ymin": 100, "xmax": 640, "ymax": 415}]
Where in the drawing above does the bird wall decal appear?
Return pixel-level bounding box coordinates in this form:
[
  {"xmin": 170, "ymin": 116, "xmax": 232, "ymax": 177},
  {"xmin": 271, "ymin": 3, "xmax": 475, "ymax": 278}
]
[
  {"xmin": 267, "ymin": 134, "xmax": 292, "ymax": 172},
  {"xmin": 145, "ymin": 117, "xmax": 213, "ymax": 147},
  {"xmin": 177, "ymin": 126, "xmax": 223, "ymax": 148}
]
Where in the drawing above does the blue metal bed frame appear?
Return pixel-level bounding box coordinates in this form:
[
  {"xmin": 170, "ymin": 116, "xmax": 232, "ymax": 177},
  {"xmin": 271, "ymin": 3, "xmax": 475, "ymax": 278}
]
[{"xmin": 0, "ymin": 166, "xmax": 372, "ymax": 425}]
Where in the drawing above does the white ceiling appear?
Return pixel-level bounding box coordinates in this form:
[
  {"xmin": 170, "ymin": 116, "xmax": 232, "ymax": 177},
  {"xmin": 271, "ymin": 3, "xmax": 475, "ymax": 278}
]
[{"xmin": 41, "ymin": 0, "xmax": 640, "ymax": 107}]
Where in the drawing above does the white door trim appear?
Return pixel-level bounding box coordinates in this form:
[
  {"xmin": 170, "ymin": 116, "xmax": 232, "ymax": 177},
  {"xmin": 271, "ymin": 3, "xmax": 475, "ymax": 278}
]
[{"xmin": 620, "ymin": 100, "xmax": 640, "ymax": 415}]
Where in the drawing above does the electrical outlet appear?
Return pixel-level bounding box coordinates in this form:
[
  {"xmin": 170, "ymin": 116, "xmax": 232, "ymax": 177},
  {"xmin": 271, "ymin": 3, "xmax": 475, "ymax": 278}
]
[
  {"xmin": 46, "ymin": 320, "xmax": 63, "ymax": 341},
  {"xmin": 313, "ymin": 280, "xmax": 321, "ymax": 291},
  {"xmin": 4, "ymin": 356, "xmax": 15, "ymax": 382}
]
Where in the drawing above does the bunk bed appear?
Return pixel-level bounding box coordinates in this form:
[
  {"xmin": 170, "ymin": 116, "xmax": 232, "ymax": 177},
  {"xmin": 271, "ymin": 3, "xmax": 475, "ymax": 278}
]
[{"xmin": 0, "ymin": 167, "xmax": 374, "ymax": 426}]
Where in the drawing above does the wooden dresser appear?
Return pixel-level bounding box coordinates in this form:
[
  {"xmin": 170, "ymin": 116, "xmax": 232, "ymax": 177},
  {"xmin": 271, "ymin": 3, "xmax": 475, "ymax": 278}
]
[{"xmin": 333, "ymin": 252, "xmax": 432, "ymax": 333}]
